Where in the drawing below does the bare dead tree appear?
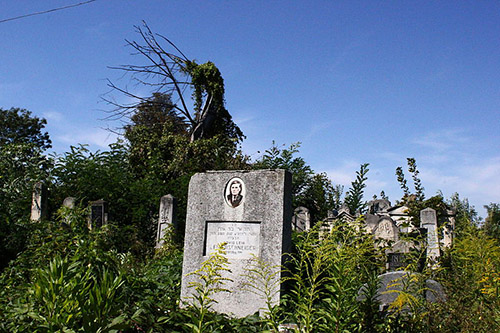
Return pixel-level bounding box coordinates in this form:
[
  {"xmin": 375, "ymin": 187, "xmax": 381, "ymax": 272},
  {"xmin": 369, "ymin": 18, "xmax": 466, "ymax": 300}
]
[{"xmin": 103, "ymin": 22, "xmax": 243, "ymax": 142}]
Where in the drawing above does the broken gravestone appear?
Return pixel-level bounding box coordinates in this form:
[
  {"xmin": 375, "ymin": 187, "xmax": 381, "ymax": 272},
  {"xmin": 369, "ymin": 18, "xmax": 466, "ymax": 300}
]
[
  {"xmin": 156, "ymin": 194, "xmax": 177, "ymax": 248},
  {"xmin": 30, "ymin": 182, "xmax": 47, "ymax": 221}
]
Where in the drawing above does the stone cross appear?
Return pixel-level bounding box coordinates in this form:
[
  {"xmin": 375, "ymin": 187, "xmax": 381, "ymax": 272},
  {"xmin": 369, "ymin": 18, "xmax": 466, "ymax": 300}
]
[
  {"xmin": 156, "ymin": 194, "xmax": 177, "ymax": 248},
  {"xmin": 30, "ymin": 182, "xmax": 46, "ymax": 221},
  {"xmin": 180, "ymin": 170, "xmax": 292, "ymax": 317},
  {"xmin": 420, "ymin": 208, "xmax": 440, "ymax": 264}
]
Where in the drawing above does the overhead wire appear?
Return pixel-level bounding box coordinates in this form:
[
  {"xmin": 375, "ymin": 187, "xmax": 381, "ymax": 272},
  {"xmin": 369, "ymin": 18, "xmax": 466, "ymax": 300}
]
[{"xmin": 0, "ymin": 0, "xmax": 96, "ymax": 24}]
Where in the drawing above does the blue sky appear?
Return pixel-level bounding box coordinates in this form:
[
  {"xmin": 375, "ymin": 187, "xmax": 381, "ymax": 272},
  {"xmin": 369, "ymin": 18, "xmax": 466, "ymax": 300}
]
[{"xmin": 1, "ymin": 1, "xmax": 499, "ymax": 217}]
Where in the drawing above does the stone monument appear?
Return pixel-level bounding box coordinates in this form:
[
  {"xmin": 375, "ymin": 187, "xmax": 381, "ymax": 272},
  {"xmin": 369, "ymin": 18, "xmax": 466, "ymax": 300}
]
[
  {"xmin": 89, "ymin": 200, "xmax": 108, "ymax": 229},
  {"xmin": 357, "ymin": 271, "xmax": 446, "ymax": 311},
  {"xmin": 420, "ymin": 208, "xmax": 440, "ymax": 264},
  {"xmin": 156, "ymin": 194, "xmax": 177, "ymax": 248},
  {"xmin": 180, "ymin": 170, "xmax": 292, "ymax": 317},
  {"xmin": 30, "ymin": 182, "xmax": 47, "ymax": 221},
  {"xmin": 292, "ymin": 206, "xmax": 310, "ymax": 232},
  {"xmin": 63, "ymin": 197, "xmax": 76, "ymax": 209}
]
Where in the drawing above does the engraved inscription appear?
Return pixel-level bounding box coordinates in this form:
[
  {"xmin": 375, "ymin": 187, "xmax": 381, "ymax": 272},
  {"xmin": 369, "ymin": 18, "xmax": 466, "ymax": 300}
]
[{"xmin": 205, "ymin": 221, "xmax": 260, "ymax": 258}]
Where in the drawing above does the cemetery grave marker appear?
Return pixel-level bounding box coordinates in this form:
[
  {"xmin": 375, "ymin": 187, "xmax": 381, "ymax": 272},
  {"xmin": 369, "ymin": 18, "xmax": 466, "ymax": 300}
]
[{"xmin": 180, "ymin": 169, "xmax": 292, "ymax": 317}]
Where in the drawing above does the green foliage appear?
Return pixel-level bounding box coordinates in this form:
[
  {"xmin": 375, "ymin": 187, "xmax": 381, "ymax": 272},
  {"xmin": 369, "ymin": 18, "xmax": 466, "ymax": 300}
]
[
  {"xmin": 344, "ymin": 163, "xmax": 370, "ymax": 215},
  {"xmin": 300, "ymin": 173, "xmax": 338, "ymax": 222},
  {"xmin": 184, "ymin": 243, "xmax": 232, "ymax": 333},
  {"xmin": 0, "ymin": 108, "xmax": 53, "ymax": 270},
  {"xmin": 253, "ymin": 142, "xmax": 314, "ymax": 204},
  {"xmin": 447, "ymin": 192, "xmax": 479, "ymax": 238},
  {"xmin": 254, "ymin": 142, "xmax": 342, "ymax": 222},
  {"xmin": 186, "ymin": 60, "xmax": 244, "ymax": 142},
  {"xmin": 484, "ymin": 203, "xmax": 500, "ymax": 240},
  {"xmin": 428, "ymin": 230, "xmax": 500, "ymax": 332},
  {"xmin": 242, "ymin": 254, "xmax": 282, "ymax": 332},
  {"xmin": 284, "ymin": 220, "xmax": 381, "ymax": 332},
  {"xmin": 0, "ymin": 107, "xmax": 51, "ymax": 151}
]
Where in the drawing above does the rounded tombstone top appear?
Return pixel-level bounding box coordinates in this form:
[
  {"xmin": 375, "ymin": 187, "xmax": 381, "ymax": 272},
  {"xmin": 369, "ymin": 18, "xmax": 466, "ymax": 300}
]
[
  {"xmin": 63, "ymin": 197, "xmax": 76, "ymax": 209},
  {"xmin": 368, "ymin": 199, "xmax": 392, "ymax": 214}
]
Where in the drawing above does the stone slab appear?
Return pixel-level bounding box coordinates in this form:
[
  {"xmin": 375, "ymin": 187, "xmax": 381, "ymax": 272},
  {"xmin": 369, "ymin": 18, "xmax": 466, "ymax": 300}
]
[{"xmin": 180, "ymin": 169, "xmax": 292, "ymax": 317}]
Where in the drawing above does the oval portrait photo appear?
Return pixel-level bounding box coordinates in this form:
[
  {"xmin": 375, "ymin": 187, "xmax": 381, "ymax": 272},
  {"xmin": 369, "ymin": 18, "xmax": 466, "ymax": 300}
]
[{"xmin": 225, "ymin": 177, "xmax": 246, "ymax": 208}]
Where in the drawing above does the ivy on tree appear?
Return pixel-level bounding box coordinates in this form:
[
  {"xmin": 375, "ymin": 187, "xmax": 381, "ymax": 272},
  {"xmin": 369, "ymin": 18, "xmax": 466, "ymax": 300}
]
[{"xmin": 104, "ymin": 22, "xmax": 243, "ymax": 144}]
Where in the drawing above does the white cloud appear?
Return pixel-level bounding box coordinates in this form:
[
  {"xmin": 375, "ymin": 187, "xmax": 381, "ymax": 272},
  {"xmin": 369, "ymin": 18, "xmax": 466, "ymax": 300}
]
[
  {"xmin": 42, "ymin": 111, "xmax": 64, "ymax": 122},
  {"xmin": 323, "ymin": 160, "xmax": 362, "ymax": 186},
  {"xmin": 57, "ymin": 128, "xmax": 119, "ymax": 149},
  {"xmin": 412, "ymin": 128, "xmax": 471, "ymax": 152}
]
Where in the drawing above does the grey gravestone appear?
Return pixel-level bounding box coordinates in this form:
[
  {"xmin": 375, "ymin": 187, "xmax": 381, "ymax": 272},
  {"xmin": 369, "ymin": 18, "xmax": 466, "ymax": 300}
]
[
  {"xmin": 440, "ymin": 209, "xmax": 455, "ymax": 249},
  {"xmin": 420, "ymin": 208, "xmax": 440, "ymax": 263},
  {"xmin": 30, "ymin": 182, "xmax": 47, "ymax": 221},
  {"xmin": 180, "ymin": 170, "xmax": 292, "ymax": 317},
  {"xmin": 357, "ymin": 271, "xmax": 446, "ymax": 311},
  {"xmin": 156, "ymin": 194, "xmax": 177, "ymax": 248},
  {"xmin": 368, "ymin": 199, "xmax": 391, "ymax": 214},
  {"xmin": 63, "ymin": 197, "xmax": 76, "ymax": 209},
  {"xmin": 89, "ymin": 200, "xmax": 108, "ymax": 229},
  {"xmin": 374, "ymin": 216, "xmax": 400, "ymax": 244},
  {"xmin": 387, "ymin": 253, "xmax": 405, "ymax": 271},
  {"xmin": 292, "ymin": 206, "xmax": 310, "ymax": 232}
]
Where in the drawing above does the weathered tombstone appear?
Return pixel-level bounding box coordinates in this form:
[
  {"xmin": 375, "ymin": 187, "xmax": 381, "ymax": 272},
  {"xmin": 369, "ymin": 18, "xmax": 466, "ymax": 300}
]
[
  {"xmin": 63, "ymin": 197, "xmax": 76, "ymax": 209},
  {"xmin": 292, "ymin": 206, "xmax": 310, "ymax": 232},
  {"xmin": 357, "ymin": 271, "xmax": 446, "ymax": 311},
  {"xmin": 180, "ymin": 170, "xmax": 292, "ymax": 317},
  {"xmin": 420, "ymin": 208, "xmax": 440, "ymax": 263},
  {"xmin": 368, "ymin": 199, "xmax": 391, "ymax": 215},
  {"xmin": 386, "ymin": 239, "xmax": 414, "ymax": 271},
  {"xmin": 156, "ymin": 194, "xmax": 177, "ymax": 248},
  {"xmin": 89, "ymin": 200, "xmax": 108, "ymax": 229},
  {"xmin": 387, "ymin": 253, "xmax": 405, "ymax": 271},
  {"xmin": 440, "ymin": 209, "xmax": 455, "ymax": 249},
  {"xmin": 30, "ymin": 182, "xmax": 47, "ymax": 221},
  {"xmin": 374, "ymin": 216, "xmax": 400, "ymax": 245}
]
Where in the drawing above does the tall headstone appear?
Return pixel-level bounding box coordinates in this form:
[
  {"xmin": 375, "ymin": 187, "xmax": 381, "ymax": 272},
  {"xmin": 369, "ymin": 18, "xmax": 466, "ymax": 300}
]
[
  {"xmin": 89, "ymin": 200, "xmax": 108, "ymax": 229},
  {"xmin": 440, "ymin": 209, "xmax": 456, "ymax": 249},
  {"xmin": 292, "ymin": 206, "xmax": 310, "ymax": 232},
  {"xmin": 180, "ymin": 170, "xmax": 292, "ymax": 317},
  {"xmin": 156, "ymin": 194, "xmax": 177, "ymax": 248},
  {"xmin": 30, "ymin": 182, "xmax": 46, "ymax": 221},
  {"xmin": 420, "ymin": 208, "xmax": 440, "ymax": 264}
]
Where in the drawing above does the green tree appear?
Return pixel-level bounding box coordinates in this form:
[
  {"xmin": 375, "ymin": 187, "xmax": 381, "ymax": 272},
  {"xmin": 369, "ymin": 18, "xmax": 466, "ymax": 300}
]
[
  {"xmin": 344, "ymin": 163, "xmax": 370, "ymax": 215},
  {"xmin": 299, "ymin": 173, "xmax": 337, "ymax": 222},
  {"xmin": 0, "ymin": 107, "xmax": 51, "ymax": 151},
  {"xmin": 0, "ymin": 108, "xmax": 53, "ymax": 270},
  {"xmin": 253, "ymin": 142, "xmax": 314, "ymax": 206},
  {"xmin": 447, "ymin": 192, "xmax": 479, "ymax": 237},
  {"xmin": 484, "ymin": 203, "xmax": 500, "ymax": 240}
]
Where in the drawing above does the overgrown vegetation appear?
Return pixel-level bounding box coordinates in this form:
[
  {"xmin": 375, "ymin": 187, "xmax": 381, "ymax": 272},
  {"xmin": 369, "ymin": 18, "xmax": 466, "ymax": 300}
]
[{"xmin": 1, "ymin": 24, "xmax": 499, "ymax": 331}]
